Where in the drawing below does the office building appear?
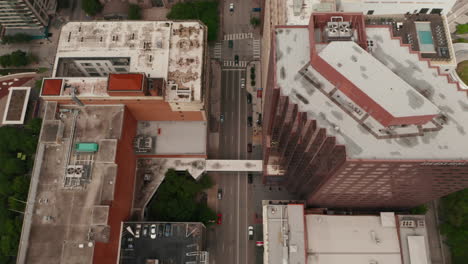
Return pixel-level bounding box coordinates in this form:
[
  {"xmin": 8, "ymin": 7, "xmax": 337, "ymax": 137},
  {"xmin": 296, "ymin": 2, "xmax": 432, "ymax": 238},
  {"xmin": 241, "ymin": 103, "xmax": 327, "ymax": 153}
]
[{"xmin": 0, "ymin": 0, "xmax": 56, "ymax": 36}]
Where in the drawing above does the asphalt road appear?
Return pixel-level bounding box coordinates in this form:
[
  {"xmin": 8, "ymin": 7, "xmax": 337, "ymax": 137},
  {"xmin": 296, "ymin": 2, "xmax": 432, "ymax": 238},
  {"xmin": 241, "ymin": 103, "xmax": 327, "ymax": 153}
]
[
  {"xmin": 208, "ymin": 69, "xmax": 255, "ymax": 264},
  {"xmin": 223, "ymin": 0, "xmax": 253, "ymax": 34}
]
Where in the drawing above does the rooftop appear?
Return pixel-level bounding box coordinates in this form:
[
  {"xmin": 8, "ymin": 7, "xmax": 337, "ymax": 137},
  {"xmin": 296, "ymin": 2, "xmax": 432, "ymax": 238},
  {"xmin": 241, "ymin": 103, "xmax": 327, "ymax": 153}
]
[
  {"xmin": 306, "ymin": 214, "xmax": 402, "ymax": 264},
  {"xmin": 53, "ymin": 21, "xmax": 205, "ymax": 103},
  {"xmin": 274, "ymin": 19, "xmax": 468, "ymax": 160},
  {"xmin": 319, "ymin": 41, "xmax": 439, "ymax": 119},
  {"xmin": 108, "ymin": 73, "xmax": 144, "ymax": 91},
  {"xmin": 119, "ymin": 222, "xmax": 206, "ymax": 264},
  {"xmin": 285, "ymin": 0, "xmax": 336, "ymax": 25},
  {"xmin": 2, "ymin": 87, "xmax": 31, "ymax": 125},
  {"xmin": 263, "ymin": 204, "xmax": 306, "ymax": 264},
  {"xmin": 17, "ymin": 102, "xmax": 124, "ymax": 264}
]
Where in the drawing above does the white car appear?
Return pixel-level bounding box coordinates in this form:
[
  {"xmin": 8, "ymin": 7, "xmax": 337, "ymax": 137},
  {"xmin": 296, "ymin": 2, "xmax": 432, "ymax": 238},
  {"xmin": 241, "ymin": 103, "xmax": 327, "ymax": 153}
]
[
  {"xmin": 150, "ymin": 224, "xmax": 156, "ymax": 239},
  {"xmin": 229, "ymin": 3, "xmax": 234, "ymax": 12},
  {"xmin": 240, "ymin": 78, "xmax": 245, "ymax": 88},
  {"xmin": 248, "ymin": 226, "xmax": 254, "ymax": 240}
]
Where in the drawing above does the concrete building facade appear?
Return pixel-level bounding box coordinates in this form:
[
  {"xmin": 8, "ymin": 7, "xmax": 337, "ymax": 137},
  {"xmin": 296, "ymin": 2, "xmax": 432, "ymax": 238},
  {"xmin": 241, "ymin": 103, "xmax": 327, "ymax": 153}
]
[
  {"xmin": 0, "ymin": 0, "xmax": 56, "ymax": 36},
  {"xmin": 262, "ymin": 12, "xmax": 468, "ymax": 209}
]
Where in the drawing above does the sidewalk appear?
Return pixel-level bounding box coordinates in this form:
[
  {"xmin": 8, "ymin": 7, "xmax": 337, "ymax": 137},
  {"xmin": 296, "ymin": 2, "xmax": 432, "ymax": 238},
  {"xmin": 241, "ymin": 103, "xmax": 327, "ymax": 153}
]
[{"xmin": 246, "ymin": 61, "xmax": 263, "ymax": 146}]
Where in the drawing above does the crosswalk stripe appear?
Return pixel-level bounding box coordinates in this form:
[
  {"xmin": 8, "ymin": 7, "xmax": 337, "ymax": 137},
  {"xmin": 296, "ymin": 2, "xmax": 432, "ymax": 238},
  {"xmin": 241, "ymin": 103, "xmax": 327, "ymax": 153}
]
[{"xmin": 223, "ymin": 33, "xmax": 255, "ymax": 41}]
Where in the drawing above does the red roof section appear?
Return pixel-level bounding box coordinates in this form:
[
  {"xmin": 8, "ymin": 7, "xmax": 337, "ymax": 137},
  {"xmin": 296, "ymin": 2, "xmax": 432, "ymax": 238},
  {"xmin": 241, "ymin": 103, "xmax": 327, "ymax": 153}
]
[
  {"xmin": 108, "ymin": 73, "xmax": 144, "ymax": 91},
  {"xmin": 41, "ymin": 79, "xmax": 63, "ymax": 96}
]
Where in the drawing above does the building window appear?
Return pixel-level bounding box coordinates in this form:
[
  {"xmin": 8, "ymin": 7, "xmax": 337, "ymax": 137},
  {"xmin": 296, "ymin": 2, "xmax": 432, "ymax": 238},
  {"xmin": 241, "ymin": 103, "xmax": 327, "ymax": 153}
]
[
  {"xmin": 430, "ymin": 8, "xmax": 443, "ymax": 14},
  {"xmin": 96, "ymin": 63, "xmax": 101, "ymax": 66},
  {"xmin": 81, "ymin": 63, "xmax": 92, "ymax": 66},
  {"xmin": 115, "ymin": 67, "xmax": 127, "ymax": 72},
  {"xmin": 367, "ymin": 10, "xmax": 374, "ymax": 15},
  {"xmin": 419, "ymin": 8, "xmax": 429, "ymax": 14},
  {"xmin": 89, "ymin": 72, "xmax": 101, "ymax": 77},
  {"xmin": 86, "ymin": 67, "xmax": 98, "ymax": 73}
]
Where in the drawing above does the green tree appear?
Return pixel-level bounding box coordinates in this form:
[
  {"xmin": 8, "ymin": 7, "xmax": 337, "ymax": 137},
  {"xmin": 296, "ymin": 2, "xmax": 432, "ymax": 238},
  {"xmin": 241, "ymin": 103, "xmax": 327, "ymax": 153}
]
[
  {"xmin": 0, "ymin": 55, "xmax": 11, "ymax": 67},
  {"xmin": 128, "ymin": 4, "xmax": 141, "ymax": 20},
  {"xmin": 439, "ymin": 189, "xmax": 468, "ymax": 264},
  {"xmin": 167, "ymin": 1, "xmax": 219, "ymax": 42},
  {"xmin": 1, "ymin": 159, "xmax": 26, "ymax": 176},
  {"xmin": 10, "ymin": 50, "xmax": 28, "ymax": 67},
  {"xmin": 26, "ymin": 118, "xmax": 42, "ymax": 135},
  {"xmin": 250, "ymin": 17, "xmax": 260, "ymax": 27},
  {"xmin": 82, "ymin": 0, "xmax": 102, "ymax": 16},
  {"xmin": 410, "ymin": 204, "xmax": 428, "ymax": 215},
  {"xmin": 456, "ymin": 24, "xmax": 468, "ymax": 34}
]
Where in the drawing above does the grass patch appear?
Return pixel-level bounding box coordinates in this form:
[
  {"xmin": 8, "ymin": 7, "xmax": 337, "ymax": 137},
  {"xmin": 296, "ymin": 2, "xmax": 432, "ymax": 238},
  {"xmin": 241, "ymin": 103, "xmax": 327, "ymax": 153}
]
[
  {"xmin": 456, "ymin": 60, "xmax": 468, "ymax": 85},
  {"xmin": 456, "ymin": 23, "xmax": 468, "ymax": 34}
]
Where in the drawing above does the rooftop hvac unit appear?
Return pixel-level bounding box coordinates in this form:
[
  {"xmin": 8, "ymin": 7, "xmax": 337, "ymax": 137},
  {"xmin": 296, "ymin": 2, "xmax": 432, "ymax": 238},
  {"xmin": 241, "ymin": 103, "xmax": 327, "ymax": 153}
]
[
  {"xmin": 327, "ymin": 22, "xmax": 340, "ymax": 38},
  {"xmin": 400, "ymin": 219, "xmax": 416, "ymax": 228},
  {"xmin": 417, "ymin": 220, "xmax": 425, "ymax": 228},
  {"xmin": 66, "ymin": 165, "xmax": 84, "ymax": 178}
]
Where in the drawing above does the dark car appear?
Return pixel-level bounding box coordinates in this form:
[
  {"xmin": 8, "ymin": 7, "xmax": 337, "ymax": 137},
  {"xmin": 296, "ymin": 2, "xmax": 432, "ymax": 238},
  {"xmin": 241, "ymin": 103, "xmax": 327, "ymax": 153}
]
[
  {"xmin": 164, "ymin": 223, "xmax": 172, "ymax": 237},
  {"xmin": 217, "ymin": 188, "xmax": 223, "ymax": 199},
  {"xmin": 220, "ymin": 114, "xmax": 224, "ymax": 123},
  {"xmin": 157, "ymin": 224, "xmax": 164, "ymax": 238},
  {"xmin": 247, "ymin": 116, "xmax": 253, "ymax": 127},
  {"xmin": 247, "ymin": 143, "xmax": 252, "ymax": 153},
  {"xmin": 248, "ymin": 173, "xmax": 253, "ymax": 184},
  {"xmin": 246, "ymin": 93, "xmax": 252, "ymax": 104},
  {"xmin": 257, "ymin": 114, "xmax": 262, "ymax": 126},
  {"xmin": 234, "ymin": 55, "xmax": 239, "ymax": 65},
  {"xmin": 229, "ymin": 40, "xmax": 234, "ymax": 48}
]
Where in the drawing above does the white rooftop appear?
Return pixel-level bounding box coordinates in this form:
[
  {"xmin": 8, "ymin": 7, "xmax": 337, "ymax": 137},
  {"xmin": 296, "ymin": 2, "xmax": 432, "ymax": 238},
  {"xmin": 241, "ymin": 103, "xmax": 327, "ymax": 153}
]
[
  {"xmin": 319, "ymin": 41, "xmax": 440, "ymax": 118},
  {"xmin": 54, "ymin": 21, "xmax": 205, "ymax": 103},
  {"xmin": 263, "ymin": 204, "xmax": 306, "ymax": 264},
  {"xmin": 274, "ymin": 26, "xmax": 468, "ymax": 160},
  {"xmin": 285, "ymin": 0, "xmax": 336, "ymax": 25},
  {"xmin": 306, "ymin": 215, "xmax": 402, "ymax": 264}
]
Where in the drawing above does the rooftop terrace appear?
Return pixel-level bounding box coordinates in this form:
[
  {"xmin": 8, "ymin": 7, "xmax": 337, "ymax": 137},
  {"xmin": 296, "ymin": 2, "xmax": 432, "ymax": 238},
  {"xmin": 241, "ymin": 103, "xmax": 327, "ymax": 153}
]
[
  {"xmin": 274, "ymin": 21, "xmax": 468, "ymax": 160},
  {"xmin": 53, "ymin": 21, "xmax": 205, "ymax": 103}
]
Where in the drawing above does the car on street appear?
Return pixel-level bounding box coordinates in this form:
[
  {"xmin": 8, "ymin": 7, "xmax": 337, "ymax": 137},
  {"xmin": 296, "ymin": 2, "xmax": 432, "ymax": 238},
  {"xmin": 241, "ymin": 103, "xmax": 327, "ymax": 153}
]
[
  {"xmin": 240, "ymin": 78, "xmax": 245, "ymax": 88},
  {"xmin": 217, "ymin": 188, "xmax": 223, "ymax": 199},
  {"xmin": 257, "ymin": 114, "xmax": 262, "ymax": 126},
  {"xmin": 126, "ymin": 237, "xmax": 134, "ymax": 250},
  {"xmin": 248, "ymin": 226, "xmax": 254, "ymax": 240},
  {"xmin": 164, "ymin": 223, "xmax": 172, "ymax": 237},
  {"xmin": 247, "ymin": 116, "xmax": 253, "ymax": 127},
  {"xmin": 247, "ymin": 143, "xmax": 252, "ymax": 153},
  {"xmin": 247, "ymin": 93, "xmax": 252, "ymax": 103},
  {"xmin": 229, "ymin": 40, "xmax": 234, "ymax": 48},
  {"xmin": 229, "ymin": 3, "xmax": 234, "ymax": 12},
  {"xmin": 217, "ymin": 213, "xmax": 222, "ymax": 225},
  {"xmin": 135, "ymin": 224, "xmax": 141, "ymax": 238},
  {"xmin": 142, "ymin": 225, "xmax": 148, "ymax": 237},
  {"xmin": 234, "ymin": 55, "xmax": 239, "ymax": 65},
  {"xmin": 248, "ymin": 173, "xmax": 253, "ymax": 184},
  {"xmin": 150, "ymin": 224, "xmax": 156, "ymax": 239},
  {"xmin": 158, "ymin": 224, "xmax": 164, "ymax": 238},
  {"xmin": 220, "ymin": 114, "xmax": 224, "ymax": 123}
]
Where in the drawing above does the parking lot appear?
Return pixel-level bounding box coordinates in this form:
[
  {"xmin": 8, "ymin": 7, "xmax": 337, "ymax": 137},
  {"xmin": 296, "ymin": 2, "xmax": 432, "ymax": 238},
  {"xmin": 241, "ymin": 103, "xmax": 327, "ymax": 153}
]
[{"xmin": 119, "ymin": 222, "xmax": 206, "ymax": 264}]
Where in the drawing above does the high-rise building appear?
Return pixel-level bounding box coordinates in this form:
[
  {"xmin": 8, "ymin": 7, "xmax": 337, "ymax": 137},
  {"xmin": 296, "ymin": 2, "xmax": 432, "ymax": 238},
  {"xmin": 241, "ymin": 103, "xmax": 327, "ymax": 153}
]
[
  {"xmin": 262, "ymin": 12, "xmax": 468, "ymax": 208},
  {"xmin": 0, "ymin": 0, "xmax": 56, "ymax": 36}
]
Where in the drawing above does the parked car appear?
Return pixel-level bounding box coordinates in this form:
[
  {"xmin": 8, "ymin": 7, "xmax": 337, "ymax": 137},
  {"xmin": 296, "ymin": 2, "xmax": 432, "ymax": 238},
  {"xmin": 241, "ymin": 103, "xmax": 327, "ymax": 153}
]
[
  {"xmin": 217, "ymin": 188, "xmax": 223, "ymax": 199},
  {"xmin": 164, "ymin": 223, "xmax": 172, "ymax": 237},
  {"xmin": 142, "ymin": 225, "xmax": 148, "ymax": 237},
  {"xmin": 248, "ymin": 173, "xmax": 253, "ymax": 184},
  {"xmin": 158, "ymin": 224, "xmax": 164, "ymax": 238},
  {"xmin": 229, "ymin": 3, "xmax": 234, "ymax": 12},
  {"xmin": 220, "ymin": 114, "xmax": 224, "ymax": 123},
  {"xmin": 234, "ymin": 55, "xmax": 239, "ymax": 65},
  {"xmin": 248, "ymin": 226, "xmax": 254, "ymax": 240},
  {"xmin": 257, "ymin": 114, "xmax": 262, "ymax": 126},
  {"xmin": 150, "ymin": 224, "xmax": 156, "ymax": 239},
  {"xmin": 252, "ymin": 7, "xmax": 261, "ymax": 12},
  {"xmin": 240, "ymin": 78, "xmax": 245, "ymax": 88},
  {"xmin": 247, "ymin": 93, "xmax": 252, "ymax": 104},
  {"xmin": 127, "ymin": 237, "xmax": 134, "ymax": 250},
  {"xmin": 247, "ymin": 116, "xmax": 253, "ymax": 127},
  {"xmin": 217, "ymin": 214, "xmax": 222, "ymax": 225},
  {"xmin": 247, "ymin": 143, "xmax": 252, "ymax": 153},
  {"xmin": 135, "ymin": 224, "xmax": 141, "ymax": 238}
]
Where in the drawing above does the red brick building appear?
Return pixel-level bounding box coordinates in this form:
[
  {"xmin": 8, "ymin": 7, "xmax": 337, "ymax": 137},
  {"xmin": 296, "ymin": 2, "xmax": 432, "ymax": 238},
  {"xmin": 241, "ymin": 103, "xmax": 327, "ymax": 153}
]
[{"xmin": 263, "ymin": 13, "xmax": 468, "ymax": 208}]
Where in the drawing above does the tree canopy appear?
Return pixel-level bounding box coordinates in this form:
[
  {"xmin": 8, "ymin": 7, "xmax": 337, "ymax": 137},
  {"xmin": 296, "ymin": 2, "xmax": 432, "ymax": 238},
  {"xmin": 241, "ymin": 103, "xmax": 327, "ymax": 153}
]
[
  {"xmin": 128, "ymin": 4, "xmax": 142, "ymax": 20},
  {"xmin": 82, "ymin": 0, "xmax": 102, "ymax": 16},
  {"xmin": 167, "ymin": 1, "xmax": 219, "ymax": 42},
  {"xmin": 439, "ymin": 189, "xmax": 468, "ymax": 264},
  {"xmin": 146, "ymin": 170, "xmax": 216, "ymax": 225},
  {"xmin": 0, "ymin": 118, "xmax": 41, "ymax": 263},
  {"xmin": 0, "ymin": 50, "xmax": 35, "ymax": 67}
]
